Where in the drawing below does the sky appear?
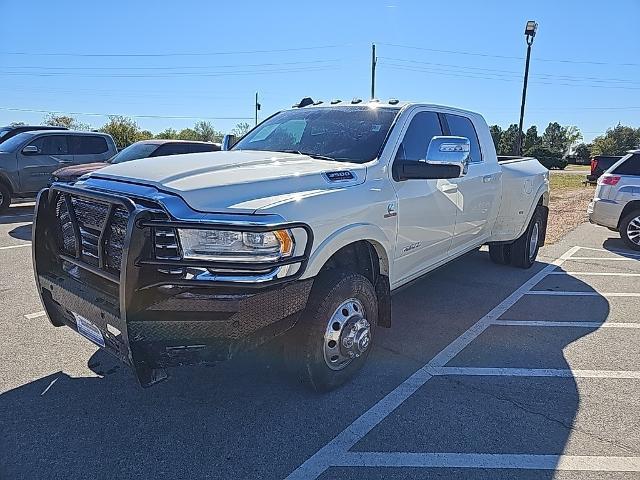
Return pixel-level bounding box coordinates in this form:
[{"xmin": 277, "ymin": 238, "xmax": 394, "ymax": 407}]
[{"xmin": 1, "ymin": 0, "xmax": 638, "ymax": 143}]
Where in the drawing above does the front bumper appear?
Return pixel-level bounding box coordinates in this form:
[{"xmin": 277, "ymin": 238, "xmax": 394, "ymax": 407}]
[
  {"xmin": 33, "ymin": 182, "xmax": 314, "ymax": 386},
  {"xmin": 588, "ymin": 198, "xmax": 623, "ymax": 230}
]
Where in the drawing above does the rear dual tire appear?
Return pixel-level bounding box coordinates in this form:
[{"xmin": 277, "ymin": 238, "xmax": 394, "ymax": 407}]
[{"xmin": 489, "ymin": 208, "xmax": 543, "ymax": 269}]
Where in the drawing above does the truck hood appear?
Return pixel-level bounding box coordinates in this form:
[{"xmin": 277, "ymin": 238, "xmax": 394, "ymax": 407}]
[
  {"xmin": 92, "ymin": 150, "xmax": 366, "ymax": 213},
  {"xmin": 53, "ymin": 162, "xmax": 107, "ymax": 180}
]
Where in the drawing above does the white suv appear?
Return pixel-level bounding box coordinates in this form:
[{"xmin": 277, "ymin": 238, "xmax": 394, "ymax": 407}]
[{"xmin": 588, "ymin": 149, "xmax": 640, "ymax": 250}]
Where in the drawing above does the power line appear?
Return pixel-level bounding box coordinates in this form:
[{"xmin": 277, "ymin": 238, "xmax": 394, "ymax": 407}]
[
  {"xmin": 379, "ymin": 42, "xmax": 640, "ymax": 67},
  {"xmin": 0, "ymin": 44, "xmax": 351, "ymax": 57},
  {"xmin": 0, "ymin": 107, "xmax": 252, "ymax": 121}
]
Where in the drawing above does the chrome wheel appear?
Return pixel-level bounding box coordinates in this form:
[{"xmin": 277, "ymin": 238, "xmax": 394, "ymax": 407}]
[
  {"xmin": 529, "ymin": 222, "xmax": 539, "ymax": 261},
  {"xmin": 323, "ymin": 298, "xmax": 370, "ymax": 371},
  {"xmin": 627, "ymin": 215, "xmax": 640, "ymax": 246}
]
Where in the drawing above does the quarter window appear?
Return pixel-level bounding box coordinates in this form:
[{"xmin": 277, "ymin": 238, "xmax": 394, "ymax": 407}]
[
  {"xmin": 395, "ymin": 111, "xmax": 443, "ymax": 162},
  {"xmin": 444, "ymin": 114, "xmax": 482, "ymax": 163},
  {"xmin": 69, "ymin": 135, "xmax": 109, "ymax": 155},
  {"xmin": 612, "ymin": 153, "xmax": 640, "ymax": 176}
]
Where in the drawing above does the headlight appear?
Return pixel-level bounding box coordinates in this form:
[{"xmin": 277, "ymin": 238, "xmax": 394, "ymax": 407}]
[{"xmin": 178, "ymin": 228, "xmax": 294, "ymax": 263}]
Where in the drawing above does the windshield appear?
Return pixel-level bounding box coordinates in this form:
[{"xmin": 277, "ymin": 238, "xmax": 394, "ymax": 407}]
[
  {"xmin": 0, "ymin": 132, "xmax": 32, "ymax": 152},
  {"xmin": 232, "ymin": 106, "xmax": 399, "ymax": 163},
  {"xmin": 108, "ymin": 142, "xmax": 159, "ymax": 164}
]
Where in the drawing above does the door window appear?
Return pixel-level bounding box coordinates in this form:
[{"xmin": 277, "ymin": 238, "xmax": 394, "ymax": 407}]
[
  {"xmin": 395, "ymin": 111, "xmax": 443, "ymax": 162},
  {"xmin": 28, "ymin": 135, "xmax": 69, "ymax": 155},
  {"xmin": 444, "ymin": 114, "xmax": 482, "ymax": 163},
  {"xmin": 68, "ymin": 135, "xmax": 109, "ymax": 155}
]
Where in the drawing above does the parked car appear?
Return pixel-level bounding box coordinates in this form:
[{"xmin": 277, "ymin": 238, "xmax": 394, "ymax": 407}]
[
  {"xmin": 0, "ymin": 130, "xmax": 117, "ymax": 212},
  {"xmin": 587, "ymin": 155, "xmax": 622, "ymax": 184},
  {"xmin": 32, "ymin": 100, "xmax": 549, "ymax": 390},
  {"xmin": 52, "ymin": 139, "xmax": 221, "ymax": 183},
  {"xmin": 0, "ymin": 125, "xmax": 69, "ymax": 145},
  {"xmin": 588, "ymin": 149, "xmax": 640, "ymax": 250}
]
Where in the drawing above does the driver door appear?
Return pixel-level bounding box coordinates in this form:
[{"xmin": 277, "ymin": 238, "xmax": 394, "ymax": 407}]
[
  {"xmin": 19, "ymin": 134, "xmax": 74, "ymax": 192},
  {"xmin": 391, "ymin": 110, "xmax": 458, "ymax": 287}
]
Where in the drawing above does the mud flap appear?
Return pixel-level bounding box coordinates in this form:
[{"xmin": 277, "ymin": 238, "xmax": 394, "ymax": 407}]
[{"xmin": 375, "ymin": 275, "xmax": 392, "ymax": 328}]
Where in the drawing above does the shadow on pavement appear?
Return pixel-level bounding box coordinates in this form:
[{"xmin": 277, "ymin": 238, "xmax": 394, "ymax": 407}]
[
  {"xmin": 602, "ymin": 237, "xmax": 640, "ymax": 257},
  {"xmin": 0, "ymin": 253, "xmax": 611, "ymax": 480},
  {"xmin": 0, "ymin": 205, "xmax": 34, "ymax": 225},
  {"xmin": 8, "ymin": 223, "xmax": 32, "ymax": 241}
]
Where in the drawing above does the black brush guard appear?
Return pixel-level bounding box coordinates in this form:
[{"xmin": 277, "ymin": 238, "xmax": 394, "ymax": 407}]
[{"xmin": 33, "ymin": 184, "xmax": 313, "ymax": 387}]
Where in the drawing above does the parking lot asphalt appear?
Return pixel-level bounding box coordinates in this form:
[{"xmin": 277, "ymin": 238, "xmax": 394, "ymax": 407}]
[{"xmin": 0, "ymin": 203, "xmax": 638, "ymax": 480}]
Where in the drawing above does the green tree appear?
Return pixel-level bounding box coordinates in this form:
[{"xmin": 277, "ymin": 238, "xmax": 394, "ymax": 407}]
[
  {"xmin": 591, "ymin": 124, "xmax": 640, "ymax": 155},
  {"xmin": 177, "ymin": 128, "xmax": 198, "ymax": 140},
  {"xmin": 9, "ymin": 121, "xmax": 26, "ymax": 127},
  {"xmin": 523, "ymin": 125, "xmax": 540, "ymax": 152},
  {"xmin": 232, "ymin": 122, "xmax": 251, "ymax": 137},
  {"xmin": 489, "ymin": 125, "xmax": 502, "ymax": 151},
  {"xmin": 573, "ymin": 143, "xmax": 591, "ymax": 160},
  {"xmin": 498, "ymin": 124, "xmax": 519, "ymax": 155},
  {"xmin": 43, "ymin": 113, "xmax": 90, "ymax": 130},
  {"xmin": 99, "ymin": 115, "xmax": 142, "ymax": 149},
  {"xmin": 564, "ymin": 125, "xmax": 583, "ymax": 150},
  {"xmin": 525, "ymin": 145, "xmax": 567, "ymax": 170},
  {"xmin": 193, "ymin": 121, "xmax": 222, "ymax": 142},
  {"xmin": 155, "ymin": 128, "xmax": 179, "ymax": 139},
  {"xmin": 138, "ymin": 130, "xmax": 154, "ymax": 141},
  {"xmin": 541, "ymin": 122, "xmax": 566, "ymax": 154}
]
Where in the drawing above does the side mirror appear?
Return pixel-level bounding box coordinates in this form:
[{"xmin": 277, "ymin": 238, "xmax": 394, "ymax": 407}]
[
  {"xmin": 393, "ymin": 136, "xmax": 470, "ymax": 181},
  {"xmin": 221, "ymin": 134, "xmax": 237, "ymax": 151},
  {"xmin": 426, "ymin": 136, "xmax": 470, "ymax": 170},
  {"xmin": 22, "ymin": 145, "xmax": 40, "ymax": 155}
]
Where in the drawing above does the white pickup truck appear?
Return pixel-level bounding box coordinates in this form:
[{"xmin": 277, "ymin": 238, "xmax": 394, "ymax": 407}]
[{"xmin": 33, "ymin": 100, "xmax": 549, "ymax": 390}]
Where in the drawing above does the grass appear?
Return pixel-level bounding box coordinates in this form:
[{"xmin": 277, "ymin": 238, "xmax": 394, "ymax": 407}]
[
  {"xmin": 564, "ymin": 164, "xmax": 591, "ymax": 172},
  {"xmin": 546, "ymin": 173, "xmax": 595, "ymax": 243}
]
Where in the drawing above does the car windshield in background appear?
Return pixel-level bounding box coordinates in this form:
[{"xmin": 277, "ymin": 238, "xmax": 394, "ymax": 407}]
[
  {"xmin": 0, "ymin": 132, "xmax": 32, "ymax": 152},
  {"xmin": 0, "ymin": 128, "xmax": 10, "ymax": 139},
  {"xmin": 108, "ymin": 142, "xmax": 159, "ymax": 164},
  {"xmin": 232, "ymin": 106, "xmax": 400, "ymax": 163}
]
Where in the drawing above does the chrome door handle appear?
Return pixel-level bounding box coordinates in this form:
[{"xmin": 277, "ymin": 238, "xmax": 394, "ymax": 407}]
[
  {"xmin": 483, "ymin": 175, "xmax": 493, "ymax": 183},
  {"xmin": 440, "ymin": 184, "xmax": 458, "ymax": 193}
]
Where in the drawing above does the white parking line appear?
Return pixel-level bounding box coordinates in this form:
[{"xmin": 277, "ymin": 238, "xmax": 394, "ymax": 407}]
[
  {"xmin": 577, "ymin": 246, "xmax": 640, "ymax": 258},
  {"xmin": 285, "ymin": 246, "xmax": 581, "ymax": 480},
  {"xmin": 334, "ymin": 452, "xmax": 640, "ymax": 472},
  {"xmin": 429, "ymin": 367, "xmax": 640, "ymax": 379},
  {"xmin": 24, "ymin": 311, "xmax": 46, "ymax": 320},
  {"xmin": 0, "ymin": 243, "xmax": 31, "ymax": 251},
  {"xmin": 548, "ymin": 271, "xmax": 640, "ymax": 276},
  {"xmin": 525, "ymin": 291, "xmax": 640, "ymax": 297},
  {"xmin": 493, "ymin": 320, "xmax": 640, "ymax": 328},
  {"xmin": 568, "ymin": 257, "xmax": 639, "ymax": 261}
]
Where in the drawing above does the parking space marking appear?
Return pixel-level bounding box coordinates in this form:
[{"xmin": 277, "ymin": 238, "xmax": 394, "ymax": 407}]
[
  {"xmin": 548, "ymin": 271, "xmax": 640, "ymax": 276},
  {"xmin": 525, "ymin": 291, "xmax": 640, "ymax": 297},
  {"xmin": 568, "ymin": 257, "xmax": 639, "ymax": 261},
  {"xmin": 577, "ymin": 246, "xmax": 640, "ymax": 258},
  {"xmin": 285, "ymin": 246, "xmax": 581, "ymax": 480},
  {"xmin": 493, "ymin": 320, "xmax": 640, "ymax": 328},
  {"xmin": 333, "ymin": 452, "xmax": 640, "ymax": 472},
  {"xmin": 0, "ymin": 243, "xmax": 31, "ymax": 251},
  {"xmin": 429, "ymin": 367, "xmax": 640, "ymax": 379},
  {"xmin": 24, "ymin": 311, "xmax": 46, "ymax": 320}
]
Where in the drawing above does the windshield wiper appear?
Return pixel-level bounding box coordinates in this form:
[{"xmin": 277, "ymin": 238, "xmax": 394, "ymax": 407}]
[{"xmin": 278, "ymin": 150, "xmax": 337, "ymax": 162}]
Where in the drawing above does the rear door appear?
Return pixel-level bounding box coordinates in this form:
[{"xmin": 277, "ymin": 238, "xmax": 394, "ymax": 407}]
[
  {"xmin": 68, "ymin": 135, "xmax": 112, "ymax": 164},
  {"xmin": 444, "ymin": 113, "xmax": 501, "ymax": 252},
  {"xmin": 18, "ymin": 134, "xmax": 75, "ymax": 192}
]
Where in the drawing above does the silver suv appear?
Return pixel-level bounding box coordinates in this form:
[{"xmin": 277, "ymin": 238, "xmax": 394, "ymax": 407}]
[
  {"xmin": 588, "ymin": 149, "xmax": 640, "ymax": 250},
  {"xmin": 0, "ymin": 130, "xmax": 117, "ymax": 212}
]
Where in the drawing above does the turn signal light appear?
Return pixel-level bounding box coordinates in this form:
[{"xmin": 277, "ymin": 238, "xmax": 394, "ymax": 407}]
[{"xmin": 600, "ymin": 175, "xmax": 621, "ymax": 186}]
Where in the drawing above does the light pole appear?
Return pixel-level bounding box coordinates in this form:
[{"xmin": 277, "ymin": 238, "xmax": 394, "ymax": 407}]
[{"xmin": 516, "ymin": 20, "xmax": 538, "ymax": 155}]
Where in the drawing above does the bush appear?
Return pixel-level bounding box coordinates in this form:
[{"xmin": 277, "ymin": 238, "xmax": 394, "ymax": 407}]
[{"xmin": 525, "ymin": 146, "xmax": 568, "ymax": 170}]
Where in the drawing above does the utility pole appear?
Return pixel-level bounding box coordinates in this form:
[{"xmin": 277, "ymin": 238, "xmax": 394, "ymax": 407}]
[
  {"xmin": 370, "ymin": 43, "xmax": 377, "ymax": 100},
  {"xmin": 254, "ymin": 92, "xmax": 261, "ymax": 126},
  {"xmin": 517, "ymin": 21, "xmax": 538, "ymax": 155}
]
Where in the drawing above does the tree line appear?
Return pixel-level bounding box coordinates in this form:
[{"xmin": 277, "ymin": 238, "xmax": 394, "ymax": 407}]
[
  {"xmin": 490, "ymin": 121, "xmax": 640, "ymax": 168},
  {"xmin": 34, "ymin": 113, "xmax": 252, "ymax": 149}
]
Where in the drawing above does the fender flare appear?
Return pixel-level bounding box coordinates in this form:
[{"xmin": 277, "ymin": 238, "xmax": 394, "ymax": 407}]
[
  {"xmin": 513, "ymin": 184, "xmax": 549, "ymax": 240},
  {"xmin": 301, "ymin": 223, "xmax": 393, "ymax": 280}
]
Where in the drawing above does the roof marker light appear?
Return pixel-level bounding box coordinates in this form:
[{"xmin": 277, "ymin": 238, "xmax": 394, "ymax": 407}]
[{"xmin": 388, "ymin": 99, "xmax": 400, "ymax": 105}]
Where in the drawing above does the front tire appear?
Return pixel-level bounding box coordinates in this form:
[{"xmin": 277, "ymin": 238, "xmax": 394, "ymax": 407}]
[
  {"xmin": 510, "ymin": 208, "xmax": 543, "ymax": 268},
  {"xmin": 619, "ymin": 210, "xmax": 640, "ymax": 251},
  {"xmin": 0, "ymin": 183, "xmax": 11, "ymax": 214},
  {"xmin": 286, "ymin": 269, "xmax": 378, "ymax": 392}
]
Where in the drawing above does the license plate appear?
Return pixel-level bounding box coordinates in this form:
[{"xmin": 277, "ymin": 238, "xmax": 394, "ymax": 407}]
[{"xmin": 73, "ymin": 312, "xmax": 105, "ymax": 348}]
